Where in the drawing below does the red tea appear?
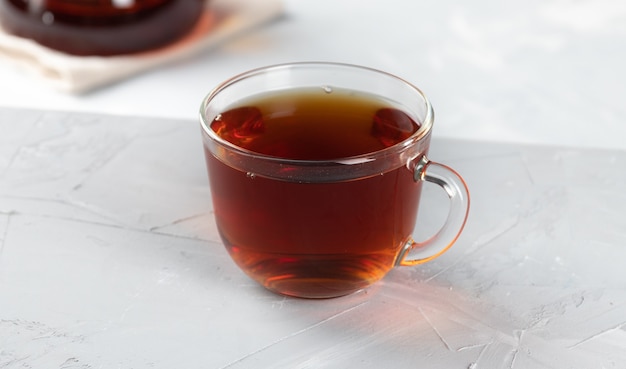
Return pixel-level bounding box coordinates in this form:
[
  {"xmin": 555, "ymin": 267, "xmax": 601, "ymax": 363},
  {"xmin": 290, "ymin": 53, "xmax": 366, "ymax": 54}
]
[{"xmin": 205, "ymin": 88, "xmax": 424, "ymax": 298}]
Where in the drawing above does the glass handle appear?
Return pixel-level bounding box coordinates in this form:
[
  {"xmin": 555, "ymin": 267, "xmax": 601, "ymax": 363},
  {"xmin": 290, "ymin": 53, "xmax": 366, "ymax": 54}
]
[{"xmin": 396, "ymin": 155, "xmax": 470, "ymax": 266}]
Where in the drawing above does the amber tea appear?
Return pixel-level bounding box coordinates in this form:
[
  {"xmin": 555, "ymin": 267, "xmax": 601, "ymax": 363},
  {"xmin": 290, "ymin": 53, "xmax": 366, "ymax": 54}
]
[{"xmin": 205, "ymin": 88, "xmax": 424, "ymax": 298}]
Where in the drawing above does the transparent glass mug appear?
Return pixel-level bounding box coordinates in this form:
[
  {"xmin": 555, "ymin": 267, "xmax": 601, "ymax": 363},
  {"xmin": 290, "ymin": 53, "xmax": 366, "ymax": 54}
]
[{"xmin": 200, "ymin": 62, "xmax": 470, "ymax": 298}]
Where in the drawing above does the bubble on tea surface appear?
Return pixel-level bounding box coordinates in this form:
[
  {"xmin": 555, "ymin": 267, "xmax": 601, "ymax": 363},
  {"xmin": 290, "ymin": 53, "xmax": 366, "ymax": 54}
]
[
  {"xmin": 322, "ymin": 85, "xmax": 333, "ymax": 94},
  {"xmin": 372, "ymin": 108, "xmax": 421, "ymax": 147},
  {"xmin": 210, "ymin": 106, "xmax": 264, "ymax": 145}
]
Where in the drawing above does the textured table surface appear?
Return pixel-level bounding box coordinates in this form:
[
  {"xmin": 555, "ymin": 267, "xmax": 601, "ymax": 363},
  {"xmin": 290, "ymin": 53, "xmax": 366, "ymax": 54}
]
[{"xmin": 1, "ymin": 107, "xmax": 624, "ymax": 368}]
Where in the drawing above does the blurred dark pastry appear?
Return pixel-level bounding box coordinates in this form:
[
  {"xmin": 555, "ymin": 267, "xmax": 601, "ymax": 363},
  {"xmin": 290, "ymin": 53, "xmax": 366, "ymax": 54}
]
[{"xmin": 0, "ymin": 0, "xmax": 205, "ymax": 56}]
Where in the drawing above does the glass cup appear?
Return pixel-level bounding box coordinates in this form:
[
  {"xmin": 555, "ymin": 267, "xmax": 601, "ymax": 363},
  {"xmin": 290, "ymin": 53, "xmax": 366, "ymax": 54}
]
[{"xmin": 200, "ymin": 62, "xmax": 470, "ymax": 298}]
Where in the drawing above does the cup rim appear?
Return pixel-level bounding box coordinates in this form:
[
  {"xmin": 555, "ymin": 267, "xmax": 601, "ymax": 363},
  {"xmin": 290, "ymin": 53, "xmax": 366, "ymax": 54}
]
[{"xmin": 199, "ymin": 61, "xmax": 434, "ymax": 165}]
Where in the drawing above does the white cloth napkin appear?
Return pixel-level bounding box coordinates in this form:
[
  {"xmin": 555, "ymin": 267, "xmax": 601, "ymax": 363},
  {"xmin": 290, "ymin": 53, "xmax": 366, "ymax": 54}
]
[{"xmin": 0, "ymin": 0, "xmax": 284, "ymax": 93}]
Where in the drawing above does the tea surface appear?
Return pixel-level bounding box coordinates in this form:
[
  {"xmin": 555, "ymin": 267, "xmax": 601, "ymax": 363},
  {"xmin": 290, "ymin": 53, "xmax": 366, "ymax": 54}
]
[{"xmin": 210, "ymin": 88, "xmax": 420, "ymax": 160}]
